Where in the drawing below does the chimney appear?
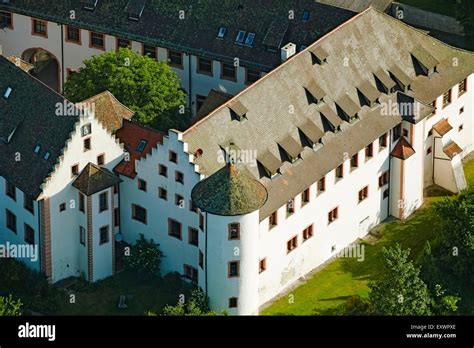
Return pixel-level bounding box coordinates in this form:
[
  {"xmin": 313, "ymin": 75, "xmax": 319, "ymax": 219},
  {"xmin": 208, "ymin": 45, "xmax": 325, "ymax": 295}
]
[{"xmin": 281, "ymin": 42, "xmax": 296, "ymax": 62}]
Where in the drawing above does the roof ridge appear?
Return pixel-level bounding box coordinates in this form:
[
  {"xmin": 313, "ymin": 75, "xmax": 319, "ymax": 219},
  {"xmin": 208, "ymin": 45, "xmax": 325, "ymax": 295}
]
[{"xmin": 182, "ymin": 7, "xmax": 373, "ymax": 136}]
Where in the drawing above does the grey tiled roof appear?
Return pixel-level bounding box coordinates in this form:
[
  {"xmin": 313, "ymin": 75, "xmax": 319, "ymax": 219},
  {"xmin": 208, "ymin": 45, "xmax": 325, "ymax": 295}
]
[
  {"xmin": 72, "ymin": 162, "xmax": 121, "ymax": 196},
  {"xmin": 183, "ymin": 8, "xmax": 474, "ymax": 220},
  {"xmin": 0, "ymin": 56, "xmax": 79, "ymax": 197},
  {"xmin": 0, "ymin": 0, "xmax": 356, "ymax": 71}
]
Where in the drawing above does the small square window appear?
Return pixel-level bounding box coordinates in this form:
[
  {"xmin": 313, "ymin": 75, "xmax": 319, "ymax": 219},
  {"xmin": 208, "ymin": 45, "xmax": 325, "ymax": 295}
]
[
  {"xmin": 143, "ymin": 44, "xmax": 157, "ymax": 59},
  {"xmin": 287, "ymin": 236, "xmax": 298, "ymax": 253},
  {"xmin": 378, "ymin": 172, "xmax": 389, "ymax": 188},
  {"xmin": 459, "ymin": 107, "xmax": 464, "ymax": 115},
  {"xmin": 229, "ymin": 297, "xmax": 238, "ymax": 308},
  {"xmin": 269, "ymin": 210, "xmax": 278, "ymax": 229},
  {"xmin": 138, "ymin": 179, "xmax": 147, "ymax": 192},
  {"xmin": 365, "ymin": 143, "xmax": 373, "ymax": 159},
  {"xmin": 132, "ymin": 204, "xmax": 147, "ymax": 224},
  {"xmin": 99, "ymin": 192, "xmax": 108, "ymax": 212},
  {"xmin": 97, "ymin": 154, "xmax": 105, "ymax": 166},
  {"xmin": 286, "ymin": 199, "xmax": 295, "ymax": 216},
  {"xmin": 197, "ymin": 57, "xmax": 213, "ymax": 75},
  {"xmin": 228, "ymin": 223, "xmax": 240, "ymax": 240},
  {"xmin": 336, "ymin": 163, "xmax": 344, "ymax": 180},
  {"xmin": 158, "ymin": 187, "xmax": 168, "ymax": 200},
  {"xmin": 90, "ymin": 31, "xmax": 105, "ymax": 50},
  {"xmin": 175, "ymin": 171, "xmax": 184, "ymax": 184},
  {"xmin": 168, "ymin": 50, "xmax": 183, "ymax": 69},
  {"xmin": 6, "ymin": 181, "xmax": 16, "ymax": 201},
  {"xmin": 301, "ymin": 188, "xmax": 310, "ymax": 206},
  {"xmin": 317, "ymin": 176, "xmax": 326, "ymax": 193},
  {"xmin": 442, "ymin": 89, "xmax": 452, "ymax": 107},
  {"xmin": 117, "ymin": 38, "xmax": 131, "ymax": 50},
  {"xmin": 350, "ymin": 153, "xmax": 359, "ymax": 170},
  {"xmin": 83, "ymin": 138, "xmax": 91, "ymax": 152},
  {"xmin": 169, "ymin": 151, "xmax": 178, "ymax": 164},
  {"xmin": 427, "ymin": 147, "xmax": 432, "ymax": 155},
  {"xmin": 59, "ymin": 203, "xmax": 66, "ymax": 212},
  {"xmin": 221, "ymin": 62, "xmax": 237, "ymax": 81},
  {"xmin": 24, "ymin": 224, "xmax": 35, "ymax": 245},
  {"xmin": 379, "ymin": 133, "xmax": 388, "ymax": 149},
  {"xmin": 159, "ymin": 164, "xmax": 168, "ymax": 177},
  {"xmin": 79, "ymin": 226, "xmax": 86, "ymax": 245},
  {"xmin": 302, "ymin": 225, "xmax": 314, "ymax": 241},
  {"xmin": 188, "ymin": 227, "xmax": 199, "ymax": 246},
  {"xmin": 32, "ymin": 18, "xmax": 47, "ymax": 37},
  {"xmin": 6, "ymin": 209, "xmax": 17, "ymax": 233},
  {"xmin": 199, "ymin": 250, "xmax": 204, "ymax": 269},
  {"xmin": 228, "ymin": 261, "xmax": 240, "ymax": 277},
  {"xmin": 328, "ymin": 207, "xmax": 339, "ymax": 223},
  {"xmin": 175, "ymin": 194, "xmax": 184, "ymax": 207},
  {"xmin": 99, "ymin": 225, "xmax": 109, "ymax": 245},
  {"xmin": 459, "ymin": 124, "xmax": 463, "ymax": 132},
  {"xmin": 71, "ymin": 164, "xmax": 79, "ymax": 177},
  {"xmin": 358, "ymin": 186, "xmax": 369, "ymax": 203},
  {"xmin": 168, "ymin": 218, "xmax": 182, "ymax": 240}
]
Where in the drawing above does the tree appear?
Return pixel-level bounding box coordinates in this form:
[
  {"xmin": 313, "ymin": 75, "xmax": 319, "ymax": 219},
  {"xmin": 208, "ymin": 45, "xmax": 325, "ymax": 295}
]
[
  {"xmin": 161, "ymin": 289, "xmax": 224, "ymax": 316},
  {"xmin": 64, "ymin": 48, "xmax": 188, "ymax": 131},
  {"xmin": 125, "ymin": 234, "xmax": 163, "ymax": 277},
  {"xmin": 0, "ymin": 295, "xmax": 22, "ymax": 316},
  {"xmin": 369, "ymin": 244, "xmax": 432, "ymax": 315},
  {"xmin": 456, "ymin": 0, "xmax": 474, "ymax": 48}
]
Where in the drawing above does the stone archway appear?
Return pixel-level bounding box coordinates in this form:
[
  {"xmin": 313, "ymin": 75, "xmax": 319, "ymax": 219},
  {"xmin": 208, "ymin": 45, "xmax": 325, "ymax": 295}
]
[{"xmin": 22, "ymin": 48, "xmax": 60, "ymax": 92}]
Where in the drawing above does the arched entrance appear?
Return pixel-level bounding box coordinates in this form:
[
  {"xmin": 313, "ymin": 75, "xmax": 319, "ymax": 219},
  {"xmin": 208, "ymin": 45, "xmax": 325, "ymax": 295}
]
[{"xmin": 22, "ymin": 48, "xmax": 60, "ymax": 92}]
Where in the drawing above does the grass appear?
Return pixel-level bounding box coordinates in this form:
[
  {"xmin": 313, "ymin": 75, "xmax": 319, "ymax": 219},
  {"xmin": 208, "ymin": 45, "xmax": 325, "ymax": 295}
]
[
  {"xmin": 263, "ymin": 158, "xmax": 474, "ymax": 316},
  {"xmin": 397, "ymin": 0, "xmax": 458, "ymax": 17},
  {"xmin": 56, "ymin": 270, "xmax": 193, "ymax": 315}
]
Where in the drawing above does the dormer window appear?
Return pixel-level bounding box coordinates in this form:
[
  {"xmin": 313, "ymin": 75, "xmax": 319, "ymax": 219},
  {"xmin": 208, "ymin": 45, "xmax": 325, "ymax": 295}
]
[
  {"xmin": 310, "ymin": 46, "xmax": 329, "ymax": 65},
  {"xmin": 34, "ymin": 145, "xmax": 41, "ymax": 154},
  {"xmin": 217, "ymin": 26, "xmax": 227, "ymax": 39},
  {"xmin": 304, "ymin": 80, "xmax": 325, "ymax": 105},
  {"xmin": 83, "ymin": 0, "xmax": 99, "ymax": 11},
  {"xmin": 229, "ymin": 101, "xmax": 248, "ymax": 121},
  {"xmin": 125, "ymin": 0, "xmax": 146, "ymax": 21},
  {"xmin": 3, "ymin": 87, "xmax": 12, "ymax": 99},
  {"xmin": 302, "ymin": 10, "xmax": 310, "ymax": 22},
  {"xmin": 411, "ymin": 46, "xmax": 438, "ymax": 77},
  {"xmin": 43, "ymin": 152, "xmax": 50, "ymax": 161},
  {"xmin": 136, "ymin": 139, "xmax": 147, "ymax": 152},
  {"xmin": 244, "ymin": 32, "xmax": 256, "ymax": 47},
  {"xmin": 235, "ymin": 30, "xmax": 246, "ymax": 44}
]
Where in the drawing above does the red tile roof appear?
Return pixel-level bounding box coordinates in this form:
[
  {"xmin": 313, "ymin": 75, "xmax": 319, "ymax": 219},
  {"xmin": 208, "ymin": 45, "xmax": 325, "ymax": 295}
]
[
  {"xmin": 391, "ymin": 136, "xmax": 415, "ymax": 160},
  {"xmin": 114, "ymin": 120, "xmax": 163, "ymax": 178}
]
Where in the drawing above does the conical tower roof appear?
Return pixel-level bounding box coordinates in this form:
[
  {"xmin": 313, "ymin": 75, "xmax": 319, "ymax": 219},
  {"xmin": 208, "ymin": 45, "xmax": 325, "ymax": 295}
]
[{"xmin": 191, "ymin": 163, "xmax": 268, "ymax": 216}]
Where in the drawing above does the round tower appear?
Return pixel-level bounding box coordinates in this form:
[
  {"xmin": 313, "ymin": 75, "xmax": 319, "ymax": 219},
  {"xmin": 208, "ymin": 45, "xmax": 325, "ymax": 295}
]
[{"xmin": 191, "ymin": 163, "xmax": 267, "ymax": 315}]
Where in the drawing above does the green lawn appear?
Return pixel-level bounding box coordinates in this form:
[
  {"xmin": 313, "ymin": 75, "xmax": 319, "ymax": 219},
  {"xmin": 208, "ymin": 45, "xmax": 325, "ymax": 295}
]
[
  {"xmin": 397, "ymin": 0, "xmax": 458, "ymax": 17},
  {"xmin": 263, "ymin": 158, "xmax": 474, "ymax": 316}
]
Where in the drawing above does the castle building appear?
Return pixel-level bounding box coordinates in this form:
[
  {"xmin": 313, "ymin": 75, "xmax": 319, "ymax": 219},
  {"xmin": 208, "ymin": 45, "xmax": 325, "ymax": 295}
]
[{"xmin": 0, "ymin": 7, "xmax": 473, "ymax": 315}]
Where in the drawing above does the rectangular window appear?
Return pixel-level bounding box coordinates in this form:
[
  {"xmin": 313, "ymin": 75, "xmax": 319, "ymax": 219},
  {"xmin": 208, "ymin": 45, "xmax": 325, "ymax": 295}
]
[
  {"xmin": 138, "ymin": 179, "xmax": 147, "ymax": 192},
  {"xmin": 99, "ymin": 192, "xmax": 108, "ymax": 212},
  {"xmin": 459, "ymin": 107, "xmax": 464, "ymax": 115},
  {"xmin": 168, "ymin": 50, "xmax": 183, "ymax": 69},
  {"xmin": 158, "ymin": 187, "xmax": 168, "ymax": 200},
  {"xmin": 228, "ymin": 223, "xmax": 240, "ymax": 240},
  {"xmin": 199, "ymin": 250, "xmax": 204, "ymax": 269},
  {"xmin": 183, "ymin": 264, "xmax": 198, "ymax": 282},
  {"xmin": 189, "ymin": 200, "xmax": 198, "ymax": 213},
  {"xmin": 318, "ymin": 176, "xmax": 326, "ymax": 193},
  {"xmin": 99, "ymin": 225, "xmax": 109, "ymax": 245},
  {"xmin": 97, "ymin": 154, "xmax": 105, "ymax": 166},
  {"xmin": 169, "ymin": 151, "xmax": 178, "ymax": 164},
  {"xmin": 442, "ymin": 89, "xmax": 452, "ymax": 107},
  {"xmin": 79, "ymin": 193, "xmax": 85, "ymax": 213},
  {"xmin": 24, "ymin": 224, "xmax": 35, "ymax": 245},
  {"xmin": 287, "ymin": 236, "xmax": 298, "ymax": 253},
  {"xmin": 336, "ymin": 163, "xmax": 344, "ymax": 180},
  {"xmin": 6, "ymin": 181, "xmax": 16, "ymax": 201},
  {"xmin": 379, "ymin": 132, "xmax": 388, "ymax": 149},
  {"xmin": 197, "ymin": 57, "xmax": 213, "ymax": 75},
  {"xmin": 427, "ymin": 146, "xmax": 432, "ymax": 155},
  {"xmin": 403, "ymin": 128, "xmax": 409, "ymax": 138},
  {"xmin": 175, "ymin": 194, "xmax": 184, "ymax": 207},
  {"xmin": 0, "ymin": 11, "xmax": 13, "ymax": 29},
  {"xmin": 6, "ymin": 209, "xmax": 16, "ymax": 233},
  {"xmin": 358, "ymin": 186, "xmax": 369, "ymax": 203},
  {"xmin": 228, "ymin": 261, "xmax": 240, "ymax": 277},
  {"xmin": 199, "ymin": 213, "xmax": 204, "ymax": 230},
  {"xmin": 383, "ymin": 189, "xmax": 389, "ymax": 199},
  {"xmin": 79, "ymin": 226, "xmax": 86, "ymax": 245},
  {"xmin": 114, "ymin": 208, "xmax": 120, "ymax": 227},
  {"xmin": 269, "ymin": 210, "xmax": 278, "ymax": 229},
  {"xmin": 378, "ymin": 171, "xmax": 389, "ymax": 188},
  {"xmin": 328, "ymin": 207, "xmax": 339, "ymax": 223},
  {"xmin": 59, "ymin": 203, "xmax": 66, "ymax": 212},
  {"xmin": 142, "ymin": 44, "xmax": 157, "ymax": 59},
  {"xmin": 83, "ymin": 138, "xmax": 91, "ymax": 152},
  {"xmin": 81, "ymin": 124, "xmax": 92, "ymax": 137},
  {"xmin": 168, "ymin": 218, "xmax": 182, "ymax": 240},
  {"xmin": 66, "ymin": 26, "xmax": 81, "ymax": 44},
  {"xmin": 132, "ymin": 204, "xmax": 147, "ymax": 224},
  {"xmin": 350, "ymin": 153, "xmax": 359, "ymax": 170},
  {"xmin": 117, "ymin": 38, "xmax": 131, "ymax": 50},
  {"xmin": 302, "ymin": 224, "xmax": 314, "ymax": 241},
  {"xmin": 32, "ymin": 18, "xmax": 47, "ymax": 37},
  {"xmin": 393, "ymin": 124, "xmax": 402, "ymax": 141},
  {"xmin": 24, "ymin": 193, "xmax": 34, "ymax": 214},
  {"xmin": 286, "ymin": 198, "xmax": 295, "ymax": 217},
  {"xmin": 175, "ymin": 171, "xmax": 184, "ymax": 184},
  {"xmin": 221, "ymin": 62, "xmax": 236, "ymax": 81},
  {"xmin": 90, "ymin": 32, "xmax": 105, "ymax": 50},
  {"xmin": 459, "ymin": 124, "xmax": 464, "ymax": 132},
  {"xmin": 229, "ymin": 297, "xmax": 238, "ymax": 308},
  {"xmin": 188, "ymin": 227, "xmax": 199, "ymax": 246},
  {"xmin": 365, "ymin": 143, "xmax": 374, "ymax": 160},
  {"xmin": 159, "ymin": 164, "xmax": 168, "ymax": 177},
  {"xmin": 259, "ymin": 258, "xmax": 267, "ymax": 273},
  {"xmin": 71, "ymin": 164, "xmax": 79, "ymax": 177},
  {"xmin": 301, "ymin": 188, "xmax": 310, "ymax": 206},
  {"xmin": 246, "ymin": 68, "xmax": 260, "ymax": 85},
  {"xmin": 458, "ymin": 79, "xmax": 467, "ymax": 97}
]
